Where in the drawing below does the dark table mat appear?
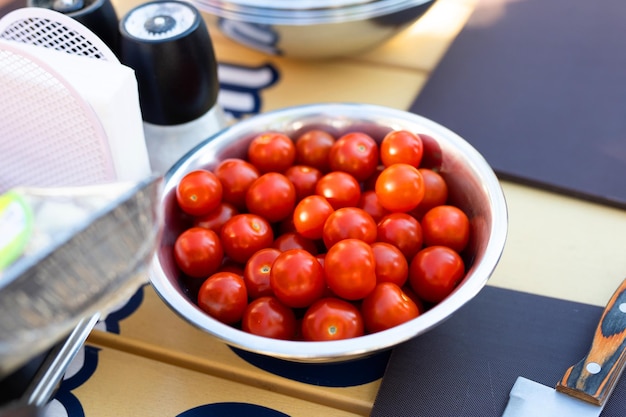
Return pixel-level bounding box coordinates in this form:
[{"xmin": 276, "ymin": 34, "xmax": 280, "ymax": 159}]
[
  {"xmin": 410, "ymin": 0, "xmax": 626, "ymax": 209},
  {"xmin": 370, "ymin": 285, "xmax": 626, "ymax": 416}
]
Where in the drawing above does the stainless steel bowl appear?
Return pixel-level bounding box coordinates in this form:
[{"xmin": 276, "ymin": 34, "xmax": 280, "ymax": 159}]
[
  {"xmin": 193, "ymin": 0, "xmax": 436, "ymax": 59},
  {"xmin": 149, "ymin": 102, "xmax": 508, "ymax": 362},
  {"xmin": 0, "ymin": 177, "xmax": 163, "ymax": 377}
]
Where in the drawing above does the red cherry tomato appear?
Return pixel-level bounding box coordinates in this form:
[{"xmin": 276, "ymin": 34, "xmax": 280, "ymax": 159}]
[
  {"xmin": 410, "ymin": 168, "xmax": 449, "ymax": 220},
  {"xmin": 361, "ymin": 282, "xmax": 420, "ymax": 333},
  {"xmin": 246, "ymin": 172, "xmax": 296, "ymax": 223},
  {"xmin": 377, "ymin": 213, "xmax": 423, "ymax": 260},
  {"xmin": 379, "ymin": 130, "xmax": 423, "ymax": 168},
  {"xmin": 402, "ymin": 285, "xmax": 426, "ymax": 315},
  {"xmin": 409, "ymin": 245, "xmax": 465, "ymax": 303},
  {"xmin": 315, "ymin": 171, "xmax": 361, "ymax": 210},
  {"xmin": 357, "ymin": 190, "xmax": 389, "ymax": 224},
  {"xmin": 243, "ymin": 248, "xmax": 281, "ymax": 299},
  {"xmin": 301, "ymin": 298, "xmax": 364, "ymax": 341},
  {"xmin": 418, "ymin": 133, "xmax": 443, "ymax": 170},
  {"xmin": 294, "ymin": 129, "xmax": 335, "ymax": 173},
  {"xmin": 176, "ymin": 169, "xmax": 223, "ymax": 216},
  {"xmin": 197, "ymin": 272, "xmax": 248, "ymax": 325},
  {"xmin": 277, "ymin": 215, "xmax": 297, "ymax": 235},
  {"xmin": 328, "ymin": 132, "xmax": 379, "ymax": 181},
  {"xmin": 270, "ymin": 249, "xmax": 326, "ymax": 308},
  {"xmin": 213, "ymin": 158, "xmax": 259, "ymax": 211},
  {"xmin": 324, "ymin": 239, "xmax": 376, "ymax": 300},
  {"xmin": 371, "ymin": 242, "xmax": 409, "ymax": 287},
  {"xmin": 174, "ymin": 227, "xmax": 223, "ymax": 278},
  {"xmin": 375, "ymin": 163, "xmax": 425, "ymax": 213},
  {"xmin": 193, "ymin": 202, "xmax": 239, "ymax": 235},
  {"xmin": 421, "ymin": 205, "xmax": 470, "ymax": 253},
  {"xmin": 220, "ymin": 214, "xmax": 274, "ymax": 264},
  {"xmin": 284, "ymin": 165, "xmax": 323, "ymax": 201},
  {"xmin": 293, "ymin": 195, "xmax": 334, "ymax": 240},
  {"xmin": 363, "ymin": 165, "xmax": 384, "ymax": 191},
  {"xmin": 218, "ymin": 260, "xmax": 245, "ymax": 277},
  {"xmin": 242, "ymin": 296, "xmax": 297, "ymax": 340},
  {"xmin": 322, "ymin": 207, "xmax": 377, "ymax": 250},
  {"xmin": 272, "ymin": 232, "xmax": 318, "ymax": 255},
  {"xmin": 314, "ymin": 253, "xmax": 335, "ymax": 299},
  {"xmin": 247, "ymin": 132, "xmax": 296, "ymax": 173}
]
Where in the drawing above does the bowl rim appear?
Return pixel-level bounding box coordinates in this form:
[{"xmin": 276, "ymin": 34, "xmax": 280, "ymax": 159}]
[
  {"xmin": 149, "ymin": 102, "xmax": 508, "ymax": 362},
  {"xmin": 193, "ymin": 0, "xmax": 435, "ymax": 24},
  {"xmin": 206, "ymin": 0, "xmax": 374, "ymax": 11}
]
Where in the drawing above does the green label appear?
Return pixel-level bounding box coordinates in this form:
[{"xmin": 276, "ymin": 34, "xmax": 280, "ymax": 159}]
[{"xmin": 0, "ymin": 191, "xmax": 33, "ymax": 271}]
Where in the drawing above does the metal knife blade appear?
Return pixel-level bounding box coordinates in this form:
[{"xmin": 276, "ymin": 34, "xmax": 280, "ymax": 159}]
[{"xmin": 502, "ymin": 278, "xmax": 626, "ymax": 417}]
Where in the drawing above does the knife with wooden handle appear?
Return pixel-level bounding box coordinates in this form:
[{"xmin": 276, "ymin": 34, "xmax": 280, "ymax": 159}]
[{"xmin": 502, "ymin": 278, "xmax": 626, "ymax": 417}]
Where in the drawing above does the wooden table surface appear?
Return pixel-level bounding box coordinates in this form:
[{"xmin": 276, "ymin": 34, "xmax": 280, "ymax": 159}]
[{"xmin": 34, "ymin": 0, "xmax": 626, "ymax": 415}]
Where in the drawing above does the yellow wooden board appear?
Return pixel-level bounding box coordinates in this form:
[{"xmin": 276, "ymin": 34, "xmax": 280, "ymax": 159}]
[
  {"xmin": 216, "ymin": 48, "xmax": 429, "ymax": 113},
  {"xmin": 490, "ymin": 182, "xmax": 626, "ymax": 307},
  {"xmin": 63, "ymin": 343, "xmax": 364, "ymax": 417}
]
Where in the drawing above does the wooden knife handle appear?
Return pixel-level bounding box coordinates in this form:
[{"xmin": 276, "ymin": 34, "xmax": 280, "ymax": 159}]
[{"xmin": 556, "ymin": 278, "xmax": 626, "ymax": 405}]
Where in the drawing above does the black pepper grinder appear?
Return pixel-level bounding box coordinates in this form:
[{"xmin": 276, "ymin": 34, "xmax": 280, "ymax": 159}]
[
  {"xmin": 119, "ymin": 0, "xmax": 227, "ymax": 174},
  {"xmin": 28, "ymin": 0, "xmax": 120, "ymax": 55}
]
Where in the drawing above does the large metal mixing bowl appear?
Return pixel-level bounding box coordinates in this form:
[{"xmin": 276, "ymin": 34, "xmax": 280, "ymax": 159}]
[
  {"xmin": 149, "ymin": 103, "xmax": 508, "ymax": 363},
  {"xmin": 193, "ymin": 0, "xmax": 437, "ymax": 59}
]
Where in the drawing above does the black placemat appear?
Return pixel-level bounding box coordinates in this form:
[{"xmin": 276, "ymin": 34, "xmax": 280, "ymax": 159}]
[
  {"xmin": 410, "ymin": 0, "xmax": 626, "ymax": 209},
  {"xmin": 371, "ymin": 286, "xmax": 626, "ymax": 416}
]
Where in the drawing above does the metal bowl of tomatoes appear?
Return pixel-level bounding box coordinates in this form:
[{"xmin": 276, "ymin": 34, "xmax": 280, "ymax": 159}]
[{"xmin": 149, "ymin": 102, "xmax": 507, "ymax": 362}]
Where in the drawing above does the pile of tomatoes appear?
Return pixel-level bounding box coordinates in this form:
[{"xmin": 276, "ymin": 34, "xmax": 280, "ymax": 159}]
[{"xmin": 172, "ymin": 128, "xmax": 470, "ymax": 342}]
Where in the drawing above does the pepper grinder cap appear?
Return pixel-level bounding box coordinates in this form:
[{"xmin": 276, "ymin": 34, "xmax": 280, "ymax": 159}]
[{"xmin": 119, "ymin": 0, "xmax": 219, "ymax": 126}]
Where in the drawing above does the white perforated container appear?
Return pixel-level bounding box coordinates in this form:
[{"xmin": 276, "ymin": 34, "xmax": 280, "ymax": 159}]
[
  {"xmin": 0, "ymin": 8, "xmax": 151, "ymax": 193},
  {"xmin": 0, "ymin": 7, "xmax": 117, "ymax": 59}
]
